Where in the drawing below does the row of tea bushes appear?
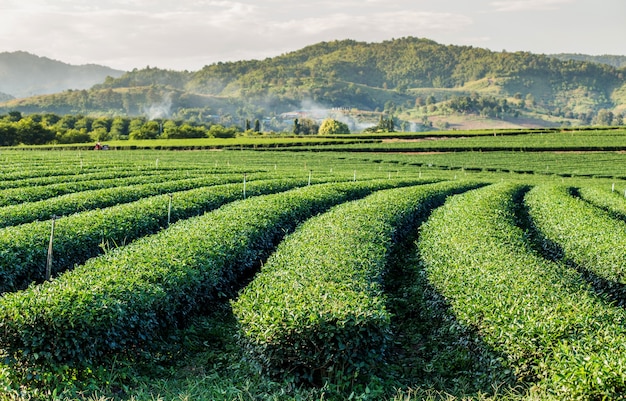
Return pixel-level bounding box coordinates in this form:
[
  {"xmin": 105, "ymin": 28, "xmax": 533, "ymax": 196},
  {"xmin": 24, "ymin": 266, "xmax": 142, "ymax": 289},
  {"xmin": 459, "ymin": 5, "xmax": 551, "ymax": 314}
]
[
  {"xmin": 0, "ymin": 173, "xmax": 268, "ymax": 228},
  {"xmin": 0, "ymin": 177, "xmax": 311, "ymax": 294},
  {"xmin": 0, "ymin": 168, "xmax": 168, "ymax": 190},
  {"xmin": 525, "ymin": 185, "xmax": 626, "ymax": 302},
  {"xmin": 0, "ymin": 164, "xmax": 166, "ymax": 184},
  {"xmin": 418, "ymin": 183, "xmax": 626, "ymax": 399},
  {"xmin": 577, "ymin": 185, "xmax": 626, "ymax": 220},
  {"xmin": 0, "ymin": 179, "xmax": 424, "ymax": 368},
  {"xmin": 0, "ymin": 170, "xmax": 197, "ymax": 207},
  {"xmin": 232, "ymin": 180, "xmax": 481, "ymax": 384}
]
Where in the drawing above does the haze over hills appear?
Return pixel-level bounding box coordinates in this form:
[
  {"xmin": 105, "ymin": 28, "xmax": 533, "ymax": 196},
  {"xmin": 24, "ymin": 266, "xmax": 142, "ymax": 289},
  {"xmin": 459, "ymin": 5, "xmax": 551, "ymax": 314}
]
[
  {"xmin": 550, "ymin": 54, "xmax": 626, "ymax": 69},
  {"xmin": 1, "ymin": 38, "xmax": 625, "ymax": 130},
  {"xmin": 0, "ymin": 51, "xmax": 125, "ymax": 98}
]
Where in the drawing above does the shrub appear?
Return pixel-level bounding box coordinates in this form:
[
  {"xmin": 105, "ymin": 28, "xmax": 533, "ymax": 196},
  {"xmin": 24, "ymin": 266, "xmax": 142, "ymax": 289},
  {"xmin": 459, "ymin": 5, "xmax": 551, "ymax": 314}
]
[
  {"xmin": 0, "ymin": 177, "xmax": 305, "ymax": 294},
  {"xmin": 232, "ymin": 180, "xmax": 481, "ymax": 384},
  {"xmin": 419, "ymin": 183, "xmax": 626, "ymax": 399},
  {"xmin": 0, "ymin": 179, "xmax": 422, "ymax": 368},
  {"xmin": 318, "ymin": 118, "xmax": 350, "ymax": 135},
  {"xmin": 525, "ymin": 184, "xmax": 626, "ymax": 300},
  {"xmin": 0, "ymin": 173, "xmax": 239, "ymax": 228}
]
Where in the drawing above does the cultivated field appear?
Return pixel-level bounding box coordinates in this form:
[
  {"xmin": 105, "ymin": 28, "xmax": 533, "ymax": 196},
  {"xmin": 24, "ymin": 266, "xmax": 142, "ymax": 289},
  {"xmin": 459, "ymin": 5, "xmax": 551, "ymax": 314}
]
[{"xmin": 1, "ymin": 129, "xmax": 626, "ymax": 400}]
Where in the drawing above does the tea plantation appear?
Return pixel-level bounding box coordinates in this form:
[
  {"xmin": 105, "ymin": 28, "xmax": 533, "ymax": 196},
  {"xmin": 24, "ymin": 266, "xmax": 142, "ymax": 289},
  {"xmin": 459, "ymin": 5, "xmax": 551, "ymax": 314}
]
[{"xmin": 1, "ymin": 129, "xmax": 626, "ymax": 400}]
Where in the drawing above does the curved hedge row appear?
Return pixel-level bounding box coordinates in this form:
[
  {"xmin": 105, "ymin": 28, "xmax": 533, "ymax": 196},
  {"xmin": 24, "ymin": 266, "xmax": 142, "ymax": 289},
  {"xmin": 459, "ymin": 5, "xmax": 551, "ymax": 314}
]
[
  {"xmin": 525, "ymin": 185, "xmax": 626, "ymax": 301},
  {"xmin": 419, "ymin": 183, "xmax": 626, "ymax": 399},
  {"xmin": 0, "ymin": 170, "xmax": 202, "ymax": 207},
  {"xmin": 0, "ymin": 173, "xmax": 255, "ymax": 228},
  {"xmin": 0, "ymin": 167, "xmax": 172, "ymax": 190},
  {"xmin": 577, "ymin": 185, "xmax": 626, "ymax": 221},
  {"xmin": 0, "ymin": 165, "xmax": 154, "ymax": 184},
  {"xmin": 0, "ymin": 177, "xmax": 310, "ymax": 294},
  {"xmin": 231, "ymin": 180, "xmax": 480, "ymax": 384},
  {"xmin": 0, "ymin": 179, "xmax": 422, "ymax": 368}
]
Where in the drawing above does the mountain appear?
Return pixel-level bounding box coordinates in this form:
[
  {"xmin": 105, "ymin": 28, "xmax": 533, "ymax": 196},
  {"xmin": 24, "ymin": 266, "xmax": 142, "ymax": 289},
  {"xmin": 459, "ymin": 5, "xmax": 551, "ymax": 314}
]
[
  {"xmin": 1, "ymin": 38, "xmax": 625, "ymax": 130},
  {"xmin": 0, "ymin": 91, "xmax": 13, "ymax": 102},
  {"xmin": 0, "ymin": 51, "xmax": 125, "ymax": 98},
  {"xmin": 550, "ymin": 53, "xmax": 626, "ymax": 69}
]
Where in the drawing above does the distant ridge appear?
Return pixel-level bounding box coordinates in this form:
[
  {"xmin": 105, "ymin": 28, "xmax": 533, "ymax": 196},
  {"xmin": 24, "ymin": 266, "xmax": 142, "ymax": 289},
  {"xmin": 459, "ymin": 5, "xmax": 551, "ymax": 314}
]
[
  {"xmin": 549, "ymin": 53, "xmax": 626, "ymax": 69},
  {"xmin": 1, "ymin": 38, "xmax": 625, "ymax": 129},
  {"xmin": 0, "ymin": 91, "xmax": 13, "ymax": 102},
  {"xmin": 0, "ymin": 51, "xmax": 125, "ymax": 98}
]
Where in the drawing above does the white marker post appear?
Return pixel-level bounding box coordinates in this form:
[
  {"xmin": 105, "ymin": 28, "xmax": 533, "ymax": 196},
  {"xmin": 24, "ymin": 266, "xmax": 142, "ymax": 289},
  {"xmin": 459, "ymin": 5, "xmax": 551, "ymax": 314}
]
[
  {"xmin": 167, "ymin": 194, "xmax": 173, "ymax": 226},
  {"xmin": 243, "ymin": 173, "xmax": 247, "ymax": 199},
  {"xmin": 46, "ymin": 216, "xmax": 56, "ymax": 281}
]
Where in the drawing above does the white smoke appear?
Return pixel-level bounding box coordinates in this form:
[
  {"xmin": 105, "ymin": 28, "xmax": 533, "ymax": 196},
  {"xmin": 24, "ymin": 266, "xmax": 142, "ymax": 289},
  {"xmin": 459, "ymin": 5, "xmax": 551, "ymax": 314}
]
[
  {"xmin": 299, "ymin": 99, "xmax": 331, "ymax": 120},
  {"xmin": 143, "ymin": 93, "xmax": 172, "ymax": 120},
  {"xmin": 286, "ymin": 98, "xmax": 383, "ymax": 133}
]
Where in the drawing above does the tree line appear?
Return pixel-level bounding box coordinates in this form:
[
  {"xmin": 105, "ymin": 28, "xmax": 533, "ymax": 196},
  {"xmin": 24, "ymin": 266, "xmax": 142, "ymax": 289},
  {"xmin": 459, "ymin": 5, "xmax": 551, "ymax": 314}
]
[
  {"xmin": 0, "ymin": 111, "xmax": 241, "ymax": 146},
  {"xmin": 0, "ymin": 111, "xmax": 354, "ymax": 146}
]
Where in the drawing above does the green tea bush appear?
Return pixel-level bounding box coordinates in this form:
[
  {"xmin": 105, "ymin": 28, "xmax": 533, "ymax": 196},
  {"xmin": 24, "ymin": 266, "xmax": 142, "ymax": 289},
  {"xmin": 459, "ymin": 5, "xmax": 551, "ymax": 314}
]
[
  {"xmin": 0, "ymin": 167, "xmax": 165, "ymax": 190},
  {"xmin": 0, "ymin": 173, "xmax": 247, "ymax": 228},
  {"xmin": 0, "ymin": 178, "xmax": 305, "ymax": 294},
  {"xmin": 577, "ymin": 185, "xmax": 626, "ymax": 220},
  {"xmin": 419, "ymin": 183, "xmax": 626, "ymax": 399},
  {"xmin": 0, "ymin": 170, "xmax": 183, "ymax": 206},
  {"xmin": 0, "ymin": 179, "xmax": 421, "ymax": 368},
  {"xmin": 525, "ymin": 184, "xmax": 626, "ymax": 302},
  {"xmin": 232, "ymin": 180, "xmax": 480, "ymax": 385}
]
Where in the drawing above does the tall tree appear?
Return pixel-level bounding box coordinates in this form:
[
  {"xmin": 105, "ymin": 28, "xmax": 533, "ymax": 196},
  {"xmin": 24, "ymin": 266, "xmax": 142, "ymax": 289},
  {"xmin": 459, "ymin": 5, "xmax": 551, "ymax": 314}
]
[
  {"xmin": 293, "ymin": 118, "xmax": 300, "ymax": 135},
  {"xmin": 318, "ymin": 118, "xmax": 350, "ymax": 135}
]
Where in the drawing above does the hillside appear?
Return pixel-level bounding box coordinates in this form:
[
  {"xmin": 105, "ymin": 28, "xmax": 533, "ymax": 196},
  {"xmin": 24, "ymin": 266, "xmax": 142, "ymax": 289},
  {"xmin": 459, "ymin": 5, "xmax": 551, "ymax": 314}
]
[
  {"xmin": 550, "ymin": 53, "xmax": 626, "ymax": 69},
  {"xmin": 0, "ymin": 91, "xmax": 12, "ymax": 102},
  {"xmin": 1, "ymin": 38, "xmax": 625, "ymax": 130},
  {"xmin": 0, "ymin": 51, "xmax": 125, "ymax": 98}
]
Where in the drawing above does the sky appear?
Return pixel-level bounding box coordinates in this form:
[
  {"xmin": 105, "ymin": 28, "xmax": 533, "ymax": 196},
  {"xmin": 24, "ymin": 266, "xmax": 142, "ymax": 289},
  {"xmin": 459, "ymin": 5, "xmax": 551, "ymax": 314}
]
[{"xmin": 0, "ymin": 0, "xmax": 624, "ymax": 72}]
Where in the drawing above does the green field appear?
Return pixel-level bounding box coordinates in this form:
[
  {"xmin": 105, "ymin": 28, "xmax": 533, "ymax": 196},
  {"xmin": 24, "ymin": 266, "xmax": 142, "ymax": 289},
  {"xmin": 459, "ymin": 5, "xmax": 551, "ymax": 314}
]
[{"xmin": 1, "ymin": 130, "xmax": 626, "ymax": 400}]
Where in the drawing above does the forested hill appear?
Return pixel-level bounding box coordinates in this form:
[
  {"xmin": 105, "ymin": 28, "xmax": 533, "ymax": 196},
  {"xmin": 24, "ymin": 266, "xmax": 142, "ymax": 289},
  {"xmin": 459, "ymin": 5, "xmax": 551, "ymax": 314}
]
[
  {"xmin": 96, "ymin": 38, "xmax": 625, "ymax": 96},
  {"xmin": 2, "ymin": 38, "xmax": 625, "ymax": 129},
  {"xmin": 550, "ymin": 53, "xmax": 626, "ymax": 69},
  {"xmin": 0, "ymin": 51, "xmax": 125, "ymax": 98}
]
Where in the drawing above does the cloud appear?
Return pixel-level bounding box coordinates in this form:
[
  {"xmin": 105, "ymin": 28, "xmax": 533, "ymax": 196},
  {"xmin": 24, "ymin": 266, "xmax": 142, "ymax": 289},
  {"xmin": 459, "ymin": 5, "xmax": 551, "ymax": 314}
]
[
  {"xmin": 5, "ymin": 0, "xmax": 619, "ymax": 71},
  {"xmin": 459, "ymin": 36, "xmax": 492, "ymax": 46},
  {"xmin": 490, "ymin": 0, "xmax": 573, "ymax": 12},
  {"xmin": 269, "ymin": 11, "xmax": 472, "ymax": 41},
  {"xmin": 0, "ymin": 1, "xmax": 475, "ymax": 70}
]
